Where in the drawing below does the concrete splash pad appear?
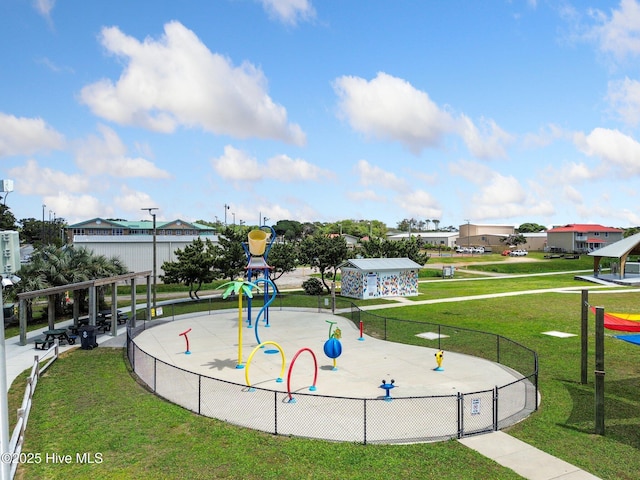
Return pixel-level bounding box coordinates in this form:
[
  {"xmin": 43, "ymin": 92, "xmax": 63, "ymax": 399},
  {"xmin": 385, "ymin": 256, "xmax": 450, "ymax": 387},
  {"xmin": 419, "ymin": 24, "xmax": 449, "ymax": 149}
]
[{"xmin": 131, "ymin": 310, "xmax": 535, "ymax": 443}]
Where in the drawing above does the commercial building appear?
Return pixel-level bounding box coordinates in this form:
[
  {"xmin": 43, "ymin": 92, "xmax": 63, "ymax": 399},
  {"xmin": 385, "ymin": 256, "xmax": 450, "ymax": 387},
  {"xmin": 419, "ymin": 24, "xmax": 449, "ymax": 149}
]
[{"xmin": 66, "ymin": 218, "xmax": 217, "ymax": 279}]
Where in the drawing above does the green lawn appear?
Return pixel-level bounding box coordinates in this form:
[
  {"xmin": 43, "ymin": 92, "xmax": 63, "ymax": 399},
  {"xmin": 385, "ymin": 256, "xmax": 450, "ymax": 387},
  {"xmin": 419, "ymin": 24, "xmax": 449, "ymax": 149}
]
[{"xmin": 10, "ymin": 260, "xmax": 640, "ymax": 479}]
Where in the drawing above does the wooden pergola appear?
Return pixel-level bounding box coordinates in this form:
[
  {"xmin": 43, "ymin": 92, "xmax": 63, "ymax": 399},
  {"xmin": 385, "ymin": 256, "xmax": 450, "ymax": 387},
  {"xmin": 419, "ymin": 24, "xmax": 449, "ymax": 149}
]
[
  {"xmin": 588, "ymin": 232, "xmax": 640, "ymax": 279},
  {"xmin": 16, "ymin": 271, "xmax": 151, "ymax": 346}
]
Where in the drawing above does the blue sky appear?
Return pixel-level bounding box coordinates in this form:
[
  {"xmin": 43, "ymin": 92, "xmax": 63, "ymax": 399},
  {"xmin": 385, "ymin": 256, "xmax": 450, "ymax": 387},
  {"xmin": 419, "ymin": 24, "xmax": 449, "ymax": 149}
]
[{"xmin": 2, "ymin": 0, "xmax": 640, "ymax": 230}]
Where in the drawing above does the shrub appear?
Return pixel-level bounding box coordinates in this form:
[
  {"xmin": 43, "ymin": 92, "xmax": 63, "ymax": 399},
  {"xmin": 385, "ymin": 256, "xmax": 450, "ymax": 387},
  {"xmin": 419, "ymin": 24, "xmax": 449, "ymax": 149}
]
[{"xmin": 302, "ymin": 277, "xmax": 324, "ymax": 296}]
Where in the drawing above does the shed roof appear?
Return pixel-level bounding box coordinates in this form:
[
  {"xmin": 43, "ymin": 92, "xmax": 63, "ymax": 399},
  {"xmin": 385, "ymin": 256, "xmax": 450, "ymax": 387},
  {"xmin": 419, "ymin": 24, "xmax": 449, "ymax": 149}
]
[
  {"xmin": 339, "ymin": 257, "xmax": 423, "ymax": 271},
  {"xmin": 588, "ymin": 232, "xmax": 640, "ymax": 259}
]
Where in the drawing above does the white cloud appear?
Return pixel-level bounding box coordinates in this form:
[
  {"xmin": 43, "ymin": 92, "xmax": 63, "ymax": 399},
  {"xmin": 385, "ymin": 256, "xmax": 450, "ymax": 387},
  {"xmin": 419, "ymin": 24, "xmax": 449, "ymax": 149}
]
[
  {"xmin": 33, "ymin": 0, "xmax": 55, "ymax": 25},
  {"xmin": 333, "ymin": 72, "xmax": 510, "ymax": 159},
  {"xmin": 574, "ymin": 127, "xmax": 640, "ymax": 176},
  {"xmin": 113, "ymin": 186, "xmax": 157, "ymax": 214},
  {"xmin": 211, "ymin": 145, "xmax": 262, "ymax": 181},
  {"xmin": 0, "ymin": 113, "xmax": 64, "ymax": 157},
  {"xmin": 354, "ymin": 159, "xmax": 408, "ymax": 191},
  {"xmin": 563, "ymin": 185, "xmax": 584, "ymax": 204},
  {"xmin": 588, "ymin": 0, "xmax": 640, "ymax": 63},
  {"xmin": 476, "ymin": 174, "xmax": 526, "ymax": 205},
  {"xmin": 211, "ymin": 145, "xmax": 331, "ymax": 183},
  {"xmin": 395, "ymin": 189, "xmax": 442, "ymax": 219},
  {"xmin": 463, "ymin": 172, "xmax": 555, "ymax": 221},
  {"xmin": 45, "ymin": 191, "xmax": 112, "ymax": 221},
  {"xmin": 266, "ymin": 154, "xmax": 334, "ymax": 181},
  {"xmin": 8, "ymin": 159, "xmax": 90, "ymax": 195},
  {"xmin": 346, "ymin": 189, "xmax": 387, "ymax": 203},
  {"xmin": 259, "ymin": 0, "xmax": 316, "ymax": 25},
  {"xmin": 80, "ymin": 21, "xmax": 306, "ymax": 145},
  {"xmin": 542, "ymin": 161, "xmax": 599, "ymax": 185},
  {"xmin": 334, "ymin": 72, "xmax": 455, "ymax": 154},
  {"xmin": 75, "ymin": 125, "xmax": 171, "ymax": 178},
  {"xmin": 448, "ymin": 159, "xmax": 494, "ymax": 183},
  {"xmin": 606, "ymin": 77, "xmax": 640, "ymax": 126},
  {"xmin": 522, "ymin": 124, "xmax": 567, "ymax": 148},
  {"xmin": 458, "ymin": 115, "xmax": 513, "ymax": 159}
]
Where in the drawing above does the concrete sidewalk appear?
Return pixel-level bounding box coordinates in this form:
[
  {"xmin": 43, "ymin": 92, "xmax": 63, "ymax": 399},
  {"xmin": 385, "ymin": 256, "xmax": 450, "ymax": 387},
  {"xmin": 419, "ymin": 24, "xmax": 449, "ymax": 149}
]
[{"xmin": 460, "ymin": 432, "xmax": 601, "ymax": 480}]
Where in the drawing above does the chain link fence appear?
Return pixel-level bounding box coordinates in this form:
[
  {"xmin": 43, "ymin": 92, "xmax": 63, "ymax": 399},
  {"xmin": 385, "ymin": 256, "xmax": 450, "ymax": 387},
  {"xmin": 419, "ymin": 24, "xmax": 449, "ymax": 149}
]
[{"xmin": 126, "ymin": 293, "xmax": 538, "ymax": 444}]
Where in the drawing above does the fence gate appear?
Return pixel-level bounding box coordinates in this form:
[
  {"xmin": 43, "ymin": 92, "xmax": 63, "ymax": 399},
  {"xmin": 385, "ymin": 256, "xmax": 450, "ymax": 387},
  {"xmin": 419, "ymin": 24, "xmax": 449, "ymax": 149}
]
[{"xmin": 459, "ymin": 388, "xmax": 496, "ymax": 438}]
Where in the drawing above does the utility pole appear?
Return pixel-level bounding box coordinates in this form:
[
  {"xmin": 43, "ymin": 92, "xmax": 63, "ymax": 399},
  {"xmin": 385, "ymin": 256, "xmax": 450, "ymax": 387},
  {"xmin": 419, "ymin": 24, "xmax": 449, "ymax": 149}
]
[{"xmin": 141, "ymin": 208, "xmax": 158, "ymax": 312}]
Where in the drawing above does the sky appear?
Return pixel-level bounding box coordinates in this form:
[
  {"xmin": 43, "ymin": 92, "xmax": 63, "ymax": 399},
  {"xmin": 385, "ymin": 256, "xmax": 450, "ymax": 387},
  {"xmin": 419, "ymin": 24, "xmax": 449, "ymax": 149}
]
[{"xmin": 2, "ymin": 0, "xmax": 640, "ymax": 231}]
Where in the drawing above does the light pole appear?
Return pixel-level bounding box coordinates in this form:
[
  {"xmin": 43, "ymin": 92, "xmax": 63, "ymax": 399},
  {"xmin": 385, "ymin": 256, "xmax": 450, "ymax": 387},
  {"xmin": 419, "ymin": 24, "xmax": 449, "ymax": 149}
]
[
  {"xmin": 224, "ymin": 204, "xmax": 230, "ymax": 226},
  {"xmin": 141, "ymin": 208, "xmax": 158, "ymax": 311},
  {"xmin": 0, "ymin": 274, "xmax": 19, "ymax": 480},
  {"xmin": 465, "ymin": 219, "xmax": 471, "ymax": 255},
  {"xmin": 42, "ymin": 204, "xmax": 46, "ymax": 245}
]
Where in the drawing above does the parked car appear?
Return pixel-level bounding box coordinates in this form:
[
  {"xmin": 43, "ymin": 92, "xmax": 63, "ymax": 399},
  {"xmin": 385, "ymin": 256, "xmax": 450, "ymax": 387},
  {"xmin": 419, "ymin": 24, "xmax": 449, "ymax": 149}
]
[{"xmin": 509, "ymin": 249, "xmax": 528, "ymax": 257}]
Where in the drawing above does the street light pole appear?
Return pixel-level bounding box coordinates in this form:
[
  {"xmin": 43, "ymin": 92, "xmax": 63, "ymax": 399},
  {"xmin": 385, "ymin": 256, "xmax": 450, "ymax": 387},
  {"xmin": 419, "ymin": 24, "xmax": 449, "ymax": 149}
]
[
  {"xmin": 41, "ymin": 204, "xmax": 46, "ymax": 245},
  {"xmin": 0, "ymin": 275, "xmax": 18, "ymax": 480},
  {"xmin": 141, "ymin": 208, "xmax": 158, "ymax": 311},
  {"xmin": 224, "ymin": 204, "xmax": 230, "ymax": 226},
  {"xmin": 465, "ymin": 219, "xmax": 471, "ymax": 256}
]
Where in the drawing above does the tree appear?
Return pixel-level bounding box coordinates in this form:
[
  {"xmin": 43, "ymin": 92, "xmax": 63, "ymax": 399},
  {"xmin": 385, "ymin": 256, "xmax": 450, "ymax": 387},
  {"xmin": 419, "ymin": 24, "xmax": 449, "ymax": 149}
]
[
  {"xmin": 624, "ymin": 227, "xmax": 640, "ymax": 238},
  {"xmin": 432, "ymin": 219, "xmax": 440, "ymax": 231},
  {"xmin": 160, "ymin": 238, "xmax": 218, "ymax": 299},
  {"xmin": 0, "ymin": 204, "xmax": 17, "ymax": 231},
  {"xmin": 359, "ymin": 236, "xmax": 430, "ymax": 265},
  {"xmin": 265, "ymin": 242, "xmax": 298, "ymax": 285},
  {"xmin": 215, "ymin": 226, "xmax": 250, "ymax": 281},
  {"xmin": 298, "ymin": 234, "xmax": 349, "ymax": 293},
  {"xmin": 15, "ymin": 245, "xmax": 126, "ymax": 322},
  {"xmin": 517, "ymin": 223, "xmax": 547, "ymax": 233},
  {"xmin": 273, "ymin": 220, "xmax": 304, "ymax": 241},
  {"xmin": 501, "ymin": 234, "xmax": 527, "ymax": 247}
]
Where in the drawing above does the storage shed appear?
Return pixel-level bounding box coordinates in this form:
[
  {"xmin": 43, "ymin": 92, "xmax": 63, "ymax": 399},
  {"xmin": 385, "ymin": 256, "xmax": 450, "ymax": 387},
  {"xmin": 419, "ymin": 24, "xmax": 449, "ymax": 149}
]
[{"xmin": 338, "ymin": 258, "xmax": 423, "ymax": 299}]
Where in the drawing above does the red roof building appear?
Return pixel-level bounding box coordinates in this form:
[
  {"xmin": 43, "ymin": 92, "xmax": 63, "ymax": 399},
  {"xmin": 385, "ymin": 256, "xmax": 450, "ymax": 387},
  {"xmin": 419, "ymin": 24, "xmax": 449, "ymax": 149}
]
[{"xmin": 546, "ymin": 224, "xmax": 624, "ymax": 253}]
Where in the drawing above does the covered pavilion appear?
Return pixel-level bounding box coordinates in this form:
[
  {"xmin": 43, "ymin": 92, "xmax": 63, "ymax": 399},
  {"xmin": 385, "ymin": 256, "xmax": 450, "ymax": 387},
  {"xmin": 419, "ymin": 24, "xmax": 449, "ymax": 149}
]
[{"xmin": 587, "ymin": 232, "xmax": 640, "ymax": 285}]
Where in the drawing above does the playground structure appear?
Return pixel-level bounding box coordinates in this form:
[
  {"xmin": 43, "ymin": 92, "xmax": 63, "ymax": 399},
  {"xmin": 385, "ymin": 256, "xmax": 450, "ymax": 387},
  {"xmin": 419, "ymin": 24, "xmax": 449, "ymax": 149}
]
[
  {"xmin": 243, "ymin": 227, "xmax": 276, "ymax": 330},
  {"xmin": 128, "ymin": 307, "xmax": 537, "ymax": 444},
  {"xmin": 126, "ymin": 231, "xmax": 536, "ymax": 443}
]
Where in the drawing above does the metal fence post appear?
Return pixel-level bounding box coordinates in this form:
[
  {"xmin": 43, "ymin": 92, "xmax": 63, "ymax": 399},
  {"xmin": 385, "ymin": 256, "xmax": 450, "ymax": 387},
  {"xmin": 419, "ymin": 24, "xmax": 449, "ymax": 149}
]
[
  {"xmin": 493, "ymin": 386, "xmax": 499, "ymax": 431},
  {"xmin": 457, "ymin": 392, "xmax": 463, "ymax": 438},
  {"xmin": 274, "ymin": 391, "xmax": 278, "ymax": 435},
  {"xmin": 363, "ymin": 399, "xmax": 367, "ymax": 445}
]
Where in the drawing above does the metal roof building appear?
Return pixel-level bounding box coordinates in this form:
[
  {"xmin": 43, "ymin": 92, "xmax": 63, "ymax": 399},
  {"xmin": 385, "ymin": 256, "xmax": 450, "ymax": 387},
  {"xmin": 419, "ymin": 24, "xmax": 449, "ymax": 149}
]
[{"xmin": 338, "ymin": 257, "xmax": 423, "ymax": 299}]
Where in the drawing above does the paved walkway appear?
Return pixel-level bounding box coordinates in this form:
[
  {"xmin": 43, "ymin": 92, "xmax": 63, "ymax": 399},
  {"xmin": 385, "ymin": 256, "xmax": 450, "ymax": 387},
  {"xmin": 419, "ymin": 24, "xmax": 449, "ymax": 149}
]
[{"xmin": 2, "ymin": 278, "xmax": 606, "ymax": 479}]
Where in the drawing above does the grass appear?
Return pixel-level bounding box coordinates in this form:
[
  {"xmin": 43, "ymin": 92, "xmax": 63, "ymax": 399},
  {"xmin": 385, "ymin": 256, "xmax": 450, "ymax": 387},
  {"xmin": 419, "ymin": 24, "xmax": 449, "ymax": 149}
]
[
  {"xmin": 13, "ymin": 349, "xmax": 521, "ymax": 480},
  {"xmin": 10, "ymin": 257, "xmax": 640, "ymax": 479}
]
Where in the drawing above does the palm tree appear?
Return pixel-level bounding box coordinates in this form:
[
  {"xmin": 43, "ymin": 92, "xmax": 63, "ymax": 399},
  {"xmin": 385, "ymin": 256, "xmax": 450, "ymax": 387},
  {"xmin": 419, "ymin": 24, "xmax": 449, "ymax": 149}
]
[
  {"xmin": 219, "ymin": 278, "xmax": 260, "ymax": 369},
  {"xmin": 15, "ymin": 245, "xmax": 127, "ymax": 321}
]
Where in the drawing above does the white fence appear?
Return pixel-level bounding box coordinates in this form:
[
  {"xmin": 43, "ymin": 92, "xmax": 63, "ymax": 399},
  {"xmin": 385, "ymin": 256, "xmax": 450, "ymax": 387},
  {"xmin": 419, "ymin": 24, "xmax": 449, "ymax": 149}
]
[{"xmin": 6, "ymin": 342, "xmax": 59, "ymax": 479}]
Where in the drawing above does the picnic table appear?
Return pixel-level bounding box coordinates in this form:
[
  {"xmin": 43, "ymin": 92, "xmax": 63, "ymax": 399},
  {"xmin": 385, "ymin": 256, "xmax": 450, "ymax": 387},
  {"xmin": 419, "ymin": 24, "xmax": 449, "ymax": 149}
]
[
  {"xmin": 44, "ymin": 328, "xmax": 74, "ymax": 345},
  {"xmin": 35, "ymin": 328, "xmax": 76, "ymax": 349},
  {"xmin": 98, "ymin": 309, "xmax": 128, "ymax": 325}
]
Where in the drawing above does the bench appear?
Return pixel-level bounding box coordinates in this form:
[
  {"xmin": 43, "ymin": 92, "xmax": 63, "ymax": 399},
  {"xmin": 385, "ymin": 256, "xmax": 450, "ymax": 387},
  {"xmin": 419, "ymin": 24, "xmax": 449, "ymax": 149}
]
[{"xmin": 34, "ymin": 337, "xmax": 52, "ymax": 350}]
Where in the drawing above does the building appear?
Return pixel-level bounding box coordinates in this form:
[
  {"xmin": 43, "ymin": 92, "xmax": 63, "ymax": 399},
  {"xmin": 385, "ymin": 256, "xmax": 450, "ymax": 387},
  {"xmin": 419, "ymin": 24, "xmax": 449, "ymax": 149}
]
[
  {"xmin": 66, "ymin": 218, "xmax": 217, "ymax": 279},
  {"xmin": 387, "ymin": 231, "xmax": 459, "ymax": 248},
  {"xmin": 338, "ymin": 258, "xmax": 423, "ymax": 299},
  {"xmin": 546, "ymin": 224, "xmax": 624, "ymax": 253},
  {"xmin": 521, "ymin": 232, "xmax": 548, "ymax": 252},
  {"xmin": 456, "ymin": 223, "xmax": 515, "ymax": 252}
]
